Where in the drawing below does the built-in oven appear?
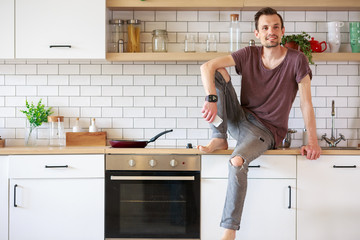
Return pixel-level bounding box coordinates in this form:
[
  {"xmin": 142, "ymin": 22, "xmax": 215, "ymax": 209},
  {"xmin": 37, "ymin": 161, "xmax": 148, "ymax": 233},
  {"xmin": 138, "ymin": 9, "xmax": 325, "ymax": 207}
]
[{"xmin": 105, "ymin": 154, "xmax": 200, "ymax": 240}]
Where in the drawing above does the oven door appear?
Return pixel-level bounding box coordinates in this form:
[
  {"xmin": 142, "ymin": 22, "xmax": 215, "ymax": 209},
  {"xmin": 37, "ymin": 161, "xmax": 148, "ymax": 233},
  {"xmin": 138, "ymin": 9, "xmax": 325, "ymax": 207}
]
[{"xmin": 105, "ymin": 170, "xmax": 200, "ymax": 239}]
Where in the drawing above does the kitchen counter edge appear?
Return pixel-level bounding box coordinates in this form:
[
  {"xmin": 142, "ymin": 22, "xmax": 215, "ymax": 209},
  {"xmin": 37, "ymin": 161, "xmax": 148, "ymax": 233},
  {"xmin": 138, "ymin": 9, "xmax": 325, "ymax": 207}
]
[{"xmin": 0, "ymin": 147, "xmax": 359, "ymax": 155}]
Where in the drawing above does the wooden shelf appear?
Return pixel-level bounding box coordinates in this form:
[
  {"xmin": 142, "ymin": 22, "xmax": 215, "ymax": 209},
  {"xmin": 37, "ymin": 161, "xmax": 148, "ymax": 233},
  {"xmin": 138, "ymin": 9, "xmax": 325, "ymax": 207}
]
[
  {"xmin": 243, "ymin": 0, "xmax": 360, "ymax": 10},
  {"xmin": 106, "ymin": 52, "xmax": 360, "ymax": 62},
  {"xmin": 312, "ymin": 53, "xmax": 360, "ymax": 62}
]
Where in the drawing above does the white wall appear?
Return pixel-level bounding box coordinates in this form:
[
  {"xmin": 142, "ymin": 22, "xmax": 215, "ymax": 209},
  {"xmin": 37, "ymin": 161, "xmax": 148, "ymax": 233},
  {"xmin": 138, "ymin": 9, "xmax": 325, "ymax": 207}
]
[{"xmin": 0, "ymin": 10, "xmax": 359, "ymax": 148}]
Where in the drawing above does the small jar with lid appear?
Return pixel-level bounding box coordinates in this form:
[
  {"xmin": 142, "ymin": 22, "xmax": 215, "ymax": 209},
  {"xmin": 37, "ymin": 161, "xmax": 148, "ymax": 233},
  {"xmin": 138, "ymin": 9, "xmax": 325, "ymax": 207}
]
[
  {"xmin": 127, "ymin": 19, "xmax": 141, "ymax": 52},
  {"xmin": 152, "ymin": 29, "xmax": 168, "ymax": 52},
  {"xmin": 109, "ymin": 19, "xmax": 125, "ymax": 53},
  {"xmin": 48, "ymin": 116, "xmax": 65, "ymax": 147}
]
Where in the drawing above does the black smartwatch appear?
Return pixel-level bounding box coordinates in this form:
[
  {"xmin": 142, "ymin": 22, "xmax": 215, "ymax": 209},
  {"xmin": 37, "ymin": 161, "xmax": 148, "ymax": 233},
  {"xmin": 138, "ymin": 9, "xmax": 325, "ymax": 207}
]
[{"xmin": 205, "ymin": 95, "xmax": 218, "ymax": 102}]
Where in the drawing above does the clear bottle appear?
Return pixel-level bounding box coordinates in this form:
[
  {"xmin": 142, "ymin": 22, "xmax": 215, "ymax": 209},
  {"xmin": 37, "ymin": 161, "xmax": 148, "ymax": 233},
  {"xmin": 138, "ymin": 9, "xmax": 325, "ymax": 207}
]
[
  {"xmin": 127, "ymin": 19, "xmax": 141, "ymax": 53},
  {"xmin": 152, "ymin": 29, "xmax": 168, "ymax": 52},
  {"xmin": 48, "ymin": 116, "xmax": 65, "ymax": 147},
  {"xmin": 229, "ymin": 14, "xmax": 241, "ymax": 52},
  {"xmin": 72, "ymin": 117, "xmax": 81, "ymax": 132},
  {"xmin": 108, "ymin": 19, "xmax": 124, "ymax": 53},
  {"xmin": 89, "ymin": 118, "xmax": 97, "ymax": 132}
]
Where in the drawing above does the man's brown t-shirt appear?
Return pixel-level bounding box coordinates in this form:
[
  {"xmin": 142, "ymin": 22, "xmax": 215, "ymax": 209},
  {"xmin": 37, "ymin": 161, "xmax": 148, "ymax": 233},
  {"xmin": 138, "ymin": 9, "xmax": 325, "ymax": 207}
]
[{"xmin": 231, "ymin": 46, "xmax": 312, "ymax": 147}]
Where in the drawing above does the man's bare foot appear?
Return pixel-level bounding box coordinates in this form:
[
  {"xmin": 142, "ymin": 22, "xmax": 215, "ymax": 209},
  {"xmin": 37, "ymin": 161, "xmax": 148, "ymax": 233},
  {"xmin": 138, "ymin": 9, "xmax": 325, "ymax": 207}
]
[
  {"xmin": 221, "ymin": 229, "xmax": 236, "ymax": 240},
  {"xmin": 197, "ymin": 138, "xmax": 228, "ymax": 153}
]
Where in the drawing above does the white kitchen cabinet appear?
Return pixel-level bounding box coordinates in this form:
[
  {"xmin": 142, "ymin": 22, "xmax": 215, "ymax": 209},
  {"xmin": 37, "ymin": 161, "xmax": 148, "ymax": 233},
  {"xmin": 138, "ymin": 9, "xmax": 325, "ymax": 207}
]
[
  {"xmin": 0, "ymin": 156, "xmax": 9, "ymax": 240},
  {"xmin": 297, "ymin": 155, "xmax": 360, "ymax": 240},
  {"xmin": 201, "ymin": 155, "xmax": 296, "ymax": 240},
  {"xmin": 8, "ymin": 155, "xmax": 104, "ymax": 240},
  {"xmin": 16, "ymin": 0, "xmax": 105, "ymax": 59},
  {"xmin": 0, "ymin": 0, "xmax": 14, "ymax": 59}
]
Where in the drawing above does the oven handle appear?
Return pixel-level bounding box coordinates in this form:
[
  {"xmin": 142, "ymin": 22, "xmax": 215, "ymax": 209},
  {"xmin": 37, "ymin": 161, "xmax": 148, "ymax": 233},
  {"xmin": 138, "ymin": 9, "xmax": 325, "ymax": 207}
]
[{"xmin": 110, "ymin": 176, "xmax": 195, "ymax": 181}]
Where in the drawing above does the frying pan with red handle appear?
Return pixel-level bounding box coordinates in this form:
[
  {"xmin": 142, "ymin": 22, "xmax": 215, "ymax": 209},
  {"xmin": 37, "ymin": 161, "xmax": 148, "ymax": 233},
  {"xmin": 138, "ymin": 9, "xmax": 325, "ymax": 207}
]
[{"xmin": 109, "ymin": 129, "xmax": 173, "ymax": 148}]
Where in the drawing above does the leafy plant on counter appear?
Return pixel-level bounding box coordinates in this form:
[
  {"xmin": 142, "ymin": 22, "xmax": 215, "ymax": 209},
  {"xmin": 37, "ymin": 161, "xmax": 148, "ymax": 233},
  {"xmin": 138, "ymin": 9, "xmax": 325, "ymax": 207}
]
[
  {"xmin": 281, "ymin": 31, "xmax": 313, "ymax": 64},
  {"xmin": 20, "ymin": 99, "xmax": 53, "ymax": 144}
]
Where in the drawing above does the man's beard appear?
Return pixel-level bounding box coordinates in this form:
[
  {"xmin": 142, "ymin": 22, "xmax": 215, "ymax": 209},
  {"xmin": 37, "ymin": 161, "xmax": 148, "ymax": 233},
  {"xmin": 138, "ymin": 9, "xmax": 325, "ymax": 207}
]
[{"xmin": 264, "ymin": 42, "xmax": 280, "ymax": 48}]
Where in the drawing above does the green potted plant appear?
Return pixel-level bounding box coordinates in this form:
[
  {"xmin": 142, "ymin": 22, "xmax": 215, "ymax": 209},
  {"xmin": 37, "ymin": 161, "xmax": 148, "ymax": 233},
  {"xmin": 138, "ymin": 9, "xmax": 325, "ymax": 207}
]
[
  {"xmin": 281, "ymin": 31, "xmax": 313, "ymax": 64},
  {"xmin": 20, "ymin": 99, "xmax": 53, "ymax": 146}
]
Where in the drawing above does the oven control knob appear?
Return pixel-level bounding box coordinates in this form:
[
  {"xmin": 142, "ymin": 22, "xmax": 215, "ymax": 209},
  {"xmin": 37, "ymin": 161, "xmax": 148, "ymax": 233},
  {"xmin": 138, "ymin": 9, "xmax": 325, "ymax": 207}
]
[
  {"xmin": 170, "ymin": 159, "xmax": 178, "ymax": 167},
  {"xmin": 128, "ymin": 159, "xmax": 136, "ymax": 167},
  {"xmin": 149, "ymin": 159, "xmax": 157, "ymax": 167}
]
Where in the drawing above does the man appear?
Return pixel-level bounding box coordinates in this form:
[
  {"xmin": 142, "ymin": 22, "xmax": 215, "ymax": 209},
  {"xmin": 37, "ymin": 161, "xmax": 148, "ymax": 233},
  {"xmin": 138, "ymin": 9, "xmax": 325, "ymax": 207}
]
[{"xmin": 197, "ymin": 7, "xmax": 321, "ymax": 240}]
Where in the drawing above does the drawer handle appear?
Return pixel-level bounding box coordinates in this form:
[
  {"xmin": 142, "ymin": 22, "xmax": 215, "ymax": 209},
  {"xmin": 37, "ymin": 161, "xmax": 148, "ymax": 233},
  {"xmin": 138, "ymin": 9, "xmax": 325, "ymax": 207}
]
[
  {"xmin": 248, "ymin": 165, "xmax": 261, "ymax": 168},
  {"xmin": 45, "ymin": 165, "xmax": 69, "ymax": 168},
  {"xmin": 288, "ymin": 186, "xmax": 292, "ymax": 209},
  {"xmin": 49, "ymin": 45, "xmax": 72, "ymax": 48},
  {"xmin": 333, "ymin": 165, "xmax": 356, "ymax": 168},
  {"xmin": 14, "ymin": 184, "xmax": 18, "ymax": 207}
]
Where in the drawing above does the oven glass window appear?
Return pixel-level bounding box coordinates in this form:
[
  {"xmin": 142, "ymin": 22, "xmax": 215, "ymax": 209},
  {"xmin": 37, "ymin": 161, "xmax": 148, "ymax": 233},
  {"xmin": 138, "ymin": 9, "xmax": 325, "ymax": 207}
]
[{"xmin": 105, "ymin": 171, "xmax": 200, "ymax": 239}]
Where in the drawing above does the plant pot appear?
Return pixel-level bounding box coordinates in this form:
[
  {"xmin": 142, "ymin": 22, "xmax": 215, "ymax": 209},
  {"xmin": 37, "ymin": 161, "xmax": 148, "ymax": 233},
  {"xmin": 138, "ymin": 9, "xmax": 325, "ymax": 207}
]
[
  {"xmin": 25, "ymin": 126, "xmax": 37, "ymax": 146},
  {"xmin": 284, "ymin": 42, "xmax": 299, "ymax": 50}
]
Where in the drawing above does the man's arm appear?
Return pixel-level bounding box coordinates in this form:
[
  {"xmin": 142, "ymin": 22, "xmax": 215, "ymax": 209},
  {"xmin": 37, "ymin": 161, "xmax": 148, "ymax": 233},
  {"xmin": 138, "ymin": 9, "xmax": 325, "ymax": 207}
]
[
  {"xmin": 298, "ymin": 74, "xmax": 321, "ymax": 160},
  {"xmin": 200, "ymin": 55, "xmax": 236, "ymax": 123}
]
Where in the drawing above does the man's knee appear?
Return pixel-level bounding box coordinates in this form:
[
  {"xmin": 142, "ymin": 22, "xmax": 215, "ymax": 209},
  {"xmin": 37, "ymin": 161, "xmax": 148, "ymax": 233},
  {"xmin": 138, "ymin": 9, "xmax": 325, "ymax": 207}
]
[
  {"xmin": 230, "ymin": 156, "xmax": 244, "ymax": 167},
  {"xmin": 217, "ymin": 68, "xmax": 231, "ymax": 83}
]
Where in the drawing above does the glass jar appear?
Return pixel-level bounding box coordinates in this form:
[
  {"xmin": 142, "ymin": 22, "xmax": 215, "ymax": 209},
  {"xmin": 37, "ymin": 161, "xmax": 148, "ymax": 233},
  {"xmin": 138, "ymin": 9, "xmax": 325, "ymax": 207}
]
[
  {"xmin": 152, "ymin": 29, "xmax": 168, "ymax": 52},
  {"xmin": 127, "ymin": 19, "xmax": 141, "ymax": 52},
  {"xmin": 48, "ymin": 116, "xmax": 65, "ymax": 147},
  {"xmin": 108, "ymin": 19, "xmax": 124, "ymax": 53}
]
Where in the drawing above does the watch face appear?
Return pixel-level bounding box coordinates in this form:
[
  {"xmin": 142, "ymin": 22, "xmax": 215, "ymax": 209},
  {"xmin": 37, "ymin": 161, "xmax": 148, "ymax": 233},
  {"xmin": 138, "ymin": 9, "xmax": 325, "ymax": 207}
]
[{"xmin": 206, "ymin": 95, "xmax": 218, "ymax": 102}]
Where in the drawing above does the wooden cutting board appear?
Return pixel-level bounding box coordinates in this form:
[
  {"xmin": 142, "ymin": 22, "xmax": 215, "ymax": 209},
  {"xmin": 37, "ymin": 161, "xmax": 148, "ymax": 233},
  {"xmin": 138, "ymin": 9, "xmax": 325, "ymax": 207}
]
[{"xmin": 66, "ymin": 132, "xmax": 107, "ymax": 146}]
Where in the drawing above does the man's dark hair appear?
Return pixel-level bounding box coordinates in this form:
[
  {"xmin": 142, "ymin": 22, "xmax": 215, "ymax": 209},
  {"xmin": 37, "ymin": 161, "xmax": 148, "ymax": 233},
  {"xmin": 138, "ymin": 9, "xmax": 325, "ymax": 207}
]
[{"xmin": 254, "ymin": 7, "xmax": 284, "ymax": 31}]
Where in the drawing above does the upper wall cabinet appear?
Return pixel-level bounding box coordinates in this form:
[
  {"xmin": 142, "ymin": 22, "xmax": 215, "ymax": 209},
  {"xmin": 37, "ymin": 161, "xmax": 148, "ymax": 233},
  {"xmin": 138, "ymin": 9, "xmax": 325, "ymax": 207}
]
[
  {"xmin": 16, "ymin": 0, "xmax": 106, "ymax": 59},
  {"xmin": 0, "ymin": 0, "xmax": 14, "ymax": 59}
]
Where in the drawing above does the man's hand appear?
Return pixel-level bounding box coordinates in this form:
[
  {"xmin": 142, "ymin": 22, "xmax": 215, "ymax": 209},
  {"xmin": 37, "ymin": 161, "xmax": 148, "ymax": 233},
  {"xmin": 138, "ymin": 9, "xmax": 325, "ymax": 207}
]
[
  {"xmin": 201, "ymin": 101, "xmax": 217, "ymax": 123},
  {"xmin": 301, "ymin": 144, "xmax": 321, "ymax": 160}
]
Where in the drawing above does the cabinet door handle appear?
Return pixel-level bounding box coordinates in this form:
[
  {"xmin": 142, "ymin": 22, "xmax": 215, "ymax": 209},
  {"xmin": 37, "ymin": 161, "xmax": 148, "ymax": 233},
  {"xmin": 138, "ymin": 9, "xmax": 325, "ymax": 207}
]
[
  {"xmin": 45, "ymin": 165, "xmax": 69, "ymax": 168},
  {"xmin": 49, "ymin": 45, "xmax": 72, "ymax": 48},
  {"xmin": 333, "ymin": 165, "xmax": 357, "ymax": 168},
  {"xmin": 288, "ymin": 186, "xmax": 292, "ymax": 209},
  {"xmin": 248, "ymin": 165, "xmax": 261, "ymax": 168},
  {"xmin": 14, "ymin": 184, "xmax": 18, "ymax": 207}
]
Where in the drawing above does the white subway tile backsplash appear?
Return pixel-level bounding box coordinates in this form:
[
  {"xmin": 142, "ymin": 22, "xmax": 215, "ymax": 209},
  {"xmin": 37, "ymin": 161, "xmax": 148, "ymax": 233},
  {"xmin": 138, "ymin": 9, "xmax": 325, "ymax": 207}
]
[
  {"xmin": 38, "ymin": 65, "xmax": 58, "ymax": 75},
  {"xmin": 5, "ymin": 75, "xmax": 26, "ymax": 85},
  {"xmin": 16, "ymin": 65, "xmax": 37, "ymax": 75},
  {"xmin": 306, "ymin": 11, "xmax": 327, "ymax": 21},
  {"xmin": 81, "ymin": 86, "xmax": 102, "ymax": 96},
  {"xmin": 59, "ymin": 65, "xmax": 79, "ymax": 74},
  {"xmin": 38, "ymin": 86, "xmax": 58, "ymax": 96},
  {"xmin": 69, "ymin": 97, "xmax": 91, "ymax": 107},
  {"xmin": 156, "ymin": 11, "xmax": 176, "ymax": 21},
  {"xmin": 177, "ymin": 11, "xmax": 198, "ymax": 21},
  {"xmin": 102, "ymin": 65, "xmax": 123, "ymax": 75},
  {"xmin": 167, "ymin": 22, "xmax": 188, "ymax": 32},
  {"xmin": 0, "ymin": 10, "xmax": 359, "ymax": 146},
  {"xmin": 91, "ymin": 97, "xmax": 112, "ymax": 106},
  {"xmin": 80, "ymin": 65, "xmax": 101, "ymax": 75},
  {"xmin": 134, "ymin": 97, "xmax": 154, "ymax": 106},
  {"xmin": 327, "ymin": 11, "xmax": 349, "ymax": 21},
  {"xmin": 49, "ymin": 75, "xmax": 69, "ymax": 85},
  {"xmin": 48, "ymin": 97, "xmax": 69, "ymax": 107},
  {"xmin": 16, "ymin": 86, "xmax": 37, "ymax": 96},
  {"xmin": 91, "ymin": 75, "xmax": 112, "ymax": 85},
  {"xmin": 338, "ymin": 86, "xmax": 359, "ymax": 96}
]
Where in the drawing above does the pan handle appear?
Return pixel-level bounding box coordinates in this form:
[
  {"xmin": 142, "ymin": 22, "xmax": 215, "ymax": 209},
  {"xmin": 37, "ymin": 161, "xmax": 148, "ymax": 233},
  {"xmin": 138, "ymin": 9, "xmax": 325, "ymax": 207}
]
[{"xmin": 148, "ymin": 129, "xmax": 173, "ymax": 143}]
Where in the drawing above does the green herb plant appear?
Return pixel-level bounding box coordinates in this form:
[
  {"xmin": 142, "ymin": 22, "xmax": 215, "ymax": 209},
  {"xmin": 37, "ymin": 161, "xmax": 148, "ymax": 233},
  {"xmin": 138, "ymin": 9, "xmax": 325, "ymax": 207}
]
[
  {"xmin": 281, "ymin": 31, "xmax": 313, "ymax": 64},
  {"xmin": 20, "ymin": 99, "xmax": 53, "ymax": 144}
]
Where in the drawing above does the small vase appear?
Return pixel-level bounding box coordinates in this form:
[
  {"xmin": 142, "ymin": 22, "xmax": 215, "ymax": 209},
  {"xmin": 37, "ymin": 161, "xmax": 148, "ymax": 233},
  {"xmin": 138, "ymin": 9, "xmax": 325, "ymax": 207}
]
[
  {"xmin": 25, "ymin": 126, "xmax": 38, "ymax": 146},
  {"xmin": 284, "ymin": 42, "xmax": 299, "ymax": 50}
]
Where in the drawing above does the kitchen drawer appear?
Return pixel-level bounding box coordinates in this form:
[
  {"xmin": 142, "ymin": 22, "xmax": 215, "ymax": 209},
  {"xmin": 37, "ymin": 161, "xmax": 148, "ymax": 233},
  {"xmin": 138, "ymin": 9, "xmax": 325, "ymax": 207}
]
[
  {"xmin": 201, "ymin": 155, "xmax": 296, "ymax": 179},
  {"xmin": 9, "ymin": 155, "xmax": 104, "ymax": 179}
]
